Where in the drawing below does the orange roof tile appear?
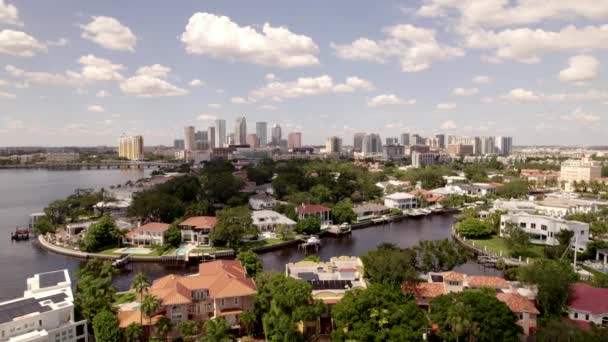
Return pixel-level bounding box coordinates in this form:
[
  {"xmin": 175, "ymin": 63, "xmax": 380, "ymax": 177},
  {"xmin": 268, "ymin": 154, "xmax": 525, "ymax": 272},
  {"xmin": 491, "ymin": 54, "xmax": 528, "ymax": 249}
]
[
  {"xmin": 442, "ymin": 271, "xmax": 465, "ymax": 282},
  {"xmin": 118, "ymin": 310, "xmax": 163, "ymax": 328},
  {"xmin": 136, "ymin": 222, "xmax": 170, "ymax": 233},
  {"xmin": 179, "ymin": 216, "xmax": 218, "ymax": 229},
  {"xmin": 467, "ymin": 276, "xmax": 510, "ymax": 289},
  {"xmin": 415, "ymin": 282, "xmax": 446, "ymax": 298},
  {"xmin": 496, "ymin": 293, "xmax": 539, "ymax": 315}
]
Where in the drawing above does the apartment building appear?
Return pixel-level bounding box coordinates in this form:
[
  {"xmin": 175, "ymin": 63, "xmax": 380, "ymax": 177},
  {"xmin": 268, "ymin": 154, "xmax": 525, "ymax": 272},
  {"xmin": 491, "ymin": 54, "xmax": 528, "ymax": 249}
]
[
  {"xmin": 118, "ymin": 135, "xmax": 144, "ymax": 161},
  {"xmin": 119, "ymin": 260, "xmax": 256, "ymax": 330},
  {"xmin": 412, "ymin": 151, "xmax": 438, "ymax": 168},
  {"xmin": 560, "ymin": 158, "xmax": 602, "ymax": 191},
  {"xmin": 500, "ymin": 212, "xmax": 589, "ymax": 251},
  {"xmin": 0, "ymin": 270, "xmax": 88, "ymax": 342},
  {"xmin": 447, "ymin": 144, "xmax": 474, "ymax": 157}
]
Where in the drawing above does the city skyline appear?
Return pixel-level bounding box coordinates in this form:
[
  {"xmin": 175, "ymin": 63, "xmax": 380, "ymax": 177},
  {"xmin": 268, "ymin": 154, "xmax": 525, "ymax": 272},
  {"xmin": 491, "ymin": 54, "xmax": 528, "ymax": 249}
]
[{"xmin": 0, "ymin": 1, "xmax": 607, "ymax": 146}]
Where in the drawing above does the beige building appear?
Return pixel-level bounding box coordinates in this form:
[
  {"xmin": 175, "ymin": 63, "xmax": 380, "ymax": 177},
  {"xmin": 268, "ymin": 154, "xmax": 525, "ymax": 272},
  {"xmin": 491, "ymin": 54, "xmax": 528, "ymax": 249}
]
[
  {"xmin": 559, "ymin": 158, "xmax": 602, "ymax": 191},
  {"xmin": 325, "ymin": 136, "xmax": 342, "ymax": 154},
  {"xmin": 288, "ymin": 132, "xmax": 302, "ymax": 149},
  {"xmin": 118, "ymin": 135, "xmax": 144, "ymax": 161}
]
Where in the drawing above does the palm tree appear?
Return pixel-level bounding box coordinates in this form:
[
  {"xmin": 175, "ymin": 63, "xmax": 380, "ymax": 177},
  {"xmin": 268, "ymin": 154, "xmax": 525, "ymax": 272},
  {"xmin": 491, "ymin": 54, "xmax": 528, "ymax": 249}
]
[
  {"xmin": 141, "ymin": 294, "xmax": 160, "ymax": 338},
  {"xmin": 446, "ymin": 301, "xmax": 478, "ymax": 342},
  {"xmin": 155, "ymin": 316, "xmax": 172, "ymax": 341},
  {"xmin": 131, "ymin": 272, "xmax": 151, "ymax": 329},
  {"xmin": 123, "ymin": 322, "xmax": 142, "ymax": 342},
  {"xmin": 202, "ymin": 318, "xmax": 230, "ymax": 342},
  {"xmin": 177, "ymin": 321, "xmax": 199, "ymax": 341}
]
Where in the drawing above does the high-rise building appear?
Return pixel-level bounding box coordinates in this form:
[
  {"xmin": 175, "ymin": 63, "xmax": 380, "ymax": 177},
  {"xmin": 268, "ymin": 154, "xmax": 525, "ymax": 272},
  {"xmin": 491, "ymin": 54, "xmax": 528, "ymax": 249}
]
[
  {"xmin": 256, "ymin": 122, "xmax": 268, "ymax": 146},
  {"xmin": 410, "ymin": 134, "xmax": 423, "ymax": 145},
  {"xmin": 495, "ymin": 136, "xmax": 513, "ymax": 155},
  {"xmin": 226, "ymin": 133, "xmax": 235, "ymax": 146},
  {"xmin": 246, "ymin": 133, "xmax": 260, "ymax": 148},
  {"xmin": 353, "ymin": 133, "xmax": 366, "ymax": 152},
  {"xmin": 118, "ymin": 134, "xmax": 144, "ymax": 161},
  {"xmin": 386, "ymin": 137, "xmax": 399, "ymax": 145},
  {"xmin": 207, "ymin": 127, "xmax": 215, "ymax": 149},
  {"xmin": 215, "ymin": 119, "xmax": 226, "ymax": 148},
  {"xmin": 454, "ymin": 136, "xmax": 481, "ymax": 155},
  {"xmin": 195, "ymin": 130, "xmax": 208, "ymax": 150},
  {"xmin": 400, "ymin": 133, "xmax": 410, "ymax": 146},
  {"xmin": 173, "ymin": 139, "xmax": 185, "ymax": 149},
  {"xmin": 234, "ymin": 117, "xmax": 247, "ymax": 145},
  {"xmin": 480, "ymin": 136, "xmax": 495, "ymax": 155},
  {"xmin": 271, "ymin": 124, "xmax": 282, "ymax": 145},
  {"xmin": 325, "ymin": 136, "xmax": 342, "ymax": 154},
  {"xmin": 288, "ymin": 132, "xmax": 302, "ymax": 149},
  {"xmin": 362, "ymin": 133, "xmax": 382, "ymax": 156},
  {"xmin": 184, "ymin": 126, "xmax": 196, "ymax": 151},
  {"xmin": 435, "ymin": 134, "xmax": 446, "ymax": 148},
  {"xmin": 412, "ymin": 151, "xmax": 438, "ymax": 168},
  {"xmin": 447, "ymin": 144, "xmax": 474, "ymax": 157},
  {"xmin": 560, "ymin": 157, "xmax": 602, "ymax": 191}
]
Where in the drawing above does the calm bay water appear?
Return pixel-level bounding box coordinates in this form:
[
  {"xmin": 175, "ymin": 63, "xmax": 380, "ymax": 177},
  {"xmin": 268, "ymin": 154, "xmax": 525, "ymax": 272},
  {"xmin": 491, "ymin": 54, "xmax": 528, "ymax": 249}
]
[{"xmin": 0, "ymin": 169, "xmax": 498, "ymax": 301}]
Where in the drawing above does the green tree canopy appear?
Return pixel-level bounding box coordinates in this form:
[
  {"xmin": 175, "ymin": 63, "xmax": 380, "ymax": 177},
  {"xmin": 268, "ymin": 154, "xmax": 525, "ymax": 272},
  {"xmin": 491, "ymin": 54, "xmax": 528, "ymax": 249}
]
[
  {"xmin": 331, "ymin": 200, "xmax": 356, "ymax": 224},
  {"xmin": 503, "ymin": 222, "xmax": 532, "ymax": 257},
  {"xmin": 177, "ymin": 320, "xmax": 199, "ymax": 341},
  {"xmin": 202, "ymin": 318, "xmax": 231, "ymax": 342},
  {"xmin": 93, "ymin": 310, "xmax": 122, "ymax": 342},
  {"xmin": 82, "ymin": 215, "xmax": 122, "ymax": 252},
  {"xmin": 456, "ymin": 217, "xmax": 493, "ymax": 239},
  {"xmin": 360, "ymin": 243, "xmax": 418, "ymax": 288},
  {"xmin": 75, "ymin": 258, "xmax": 117, "ymax": 321},
  {"xmin": 123, "ymin": 323, "xmax": 142, "ymax": 342},
  {"xmin": 165, "ymin": 221, "xmax": 182, "ymax": 248},
  {"xmin": 518, "ymin": 259, "xmax": 578, "ymax": 317},
  {"xmin": 237, "ymin": 251, "xmax": 263, "ymax": 277},
  {"xmin": 295, "ymin": 216, "xmax": 321, "ymax": 235},
  {"xmin": 128, "ymin": 190, "xmax": 185, "ymax": 223},
  {"xmin": 496, "ymin": 179, "xmax": 530, "ymax": 198},
  {"xmin": 210, "ymin": 206, "xmax": 256, "ymax": 248},
  {"xmin": 331, "ymin": 284, "xmax": 427, "ymax": 341},
  {"xmin": 32, "ymin": 216, "xmax": 55, "ymax": 235},
  {"xmin": 429, "ymin": 290, "xmax": 521, "ymax": 342}
]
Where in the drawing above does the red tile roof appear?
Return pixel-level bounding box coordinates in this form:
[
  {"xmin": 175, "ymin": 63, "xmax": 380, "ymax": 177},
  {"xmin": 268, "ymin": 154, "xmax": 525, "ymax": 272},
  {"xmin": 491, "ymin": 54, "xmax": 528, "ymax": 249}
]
[
  {"xmin": 136, "ymin": 222, "xmax": 170, "ymax": 233},
  {"xmin": 442, "ymin": 271, "xmax": 465, "ymax": 282},
  {"xmin": 467, "ymin": 276, "xmax": 510, "ymax": 289},
  {"xmin": 568, "ymin": 283, "xmax": 608, "ymax": 315},
  {"xmin": 496, "ymin": 293, "xmax": 540, "ymax": 315},
  {"xmin": 414, "ymin": 282, "xmax": 445, "ymax": 298},
  {"xmin": 297, "ymin": 204, "xmax": 331, "ymax": 214},
  {"xmin": 179, "ymin": 216, "xmax": 218, "ymax": 229}
]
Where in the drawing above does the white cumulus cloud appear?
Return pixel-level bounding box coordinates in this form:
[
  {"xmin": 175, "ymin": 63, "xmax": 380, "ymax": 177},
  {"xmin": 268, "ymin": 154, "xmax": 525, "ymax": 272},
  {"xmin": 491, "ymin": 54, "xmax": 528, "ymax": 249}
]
[
  {"xmin": 251, "ymin": 75, "xmax": 374, "ymax": 101},
  {"xmin": 440, "ymin": 119, "xmax": 457, "ymax": 130},
  {"xmin": 0, "ymin": 29, "xmax": 46, "ymax": 56},
  {"xmin": 120, "ymin": 64, "xmax": 188, "ymax": 97},
  {"xmin": 560, "ymin": 108, "xmax": 600, "ymax": 125},
  {"xmin": 453, "ymin": 87, "xmax": 479, "ymax": 96},
  {"xmin": 81, "ymin": 16, "xmax": 137, "ymax": 51},
  {"xmin": 197, "ymin": 113, "xmax": 218, "ymax": 121},
  {"xmin": 231, "ymin": 96, "xmax": 256, "ymax": 104},
  {"xmin": 0, "ymin": 0, "xmax": 21, "ymax": 25},
  {"xmin": 87, "ymin": 105, "xmax": 105, "ymax": 113},
  {"xmin": 473, "ymin": 75, "xmax": 493, "ymax": 84},
  {"xmin": 367, "ymin": 94, "xmax": 416, "ymax": 107},
  {"xmin": 331, "ymin": 24, "xmax": 464, "ymax": 72},
  {"xmin": 96, "ymin": 90, "xmax": 111, "ymax": 98},
  {"xmin": 180, "ymin": 12, "xmax": 319, "ymax": 68},
  {"xmin": 189, "ymin": 79, "xmax": 205, "ymax": 87},
  {"xmin": 559, "ymin": 55, "xmax": 599, "ymax": 83},
  {"xmin": 208, "ymin": 103, "xmax": 222, "ymax": 109},
  {"xmin": 437, "ymin": 103, "xmax": 457, "ymax": 110}
]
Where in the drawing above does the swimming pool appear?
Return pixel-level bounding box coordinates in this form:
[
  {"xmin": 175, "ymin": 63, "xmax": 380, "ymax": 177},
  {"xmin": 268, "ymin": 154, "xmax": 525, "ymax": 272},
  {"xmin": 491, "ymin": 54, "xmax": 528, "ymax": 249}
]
[
  {"xmin": 176, "ymin": 246, "xmax": 190, "ymax": 255},
  {"xmin": 116, "ymin": 247, "xmax": 152, "ymax": 254}
]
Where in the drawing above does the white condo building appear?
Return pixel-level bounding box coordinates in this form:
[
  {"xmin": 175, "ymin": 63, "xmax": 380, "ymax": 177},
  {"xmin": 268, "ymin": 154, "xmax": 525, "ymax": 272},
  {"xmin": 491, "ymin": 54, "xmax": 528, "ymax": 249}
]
[
  {"xmin": 0, "ymin": 270, "xmax": 88, "ymax": 342},
  {"xmin": 214, "ymin": 119, "xmax": 226, "ymax": 148},
  {"xmin": 256, "ymin": 122, "xmax": 268, "ymax": 146},
  {"xmin": 271, "ymin": 124, "xmax": 282, "ymax": 145},
  {"xmin": 361, "ymin": 133, "xmax": 382, "ymax": 157},
  {"xmin": 183, "ymin": 126, "xmax": 196, "ymax": 151},
  {"xmin": 325, "ymin": 136, "xmax": 342, "ymax": 154},
  {"xmin": 118, "ymin": 135, "xmax": 144, "ymax": 161},
  {"xmin": 500, "ymin": 213, "xmax": 589, "ymax": 251},
  {"xmin": 495, "ymin": 136, "xmax": 513, "ymax": 156},
  {"xmin": 384, "ymin": 192, "xmax": 418, "ymax": 210}
]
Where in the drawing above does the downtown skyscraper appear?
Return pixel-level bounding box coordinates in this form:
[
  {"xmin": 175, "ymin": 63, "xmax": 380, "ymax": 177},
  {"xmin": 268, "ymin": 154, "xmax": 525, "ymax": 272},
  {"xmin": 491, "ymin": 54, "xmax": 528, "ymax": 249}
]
[
  {"xmin": 215, "ymin": 119, "xmax": 226, "ymax": 148},
  {"xmin": 234, "ymin": 116, "xmax": 247, "ymax": 145},
  {"xmin": 256, "ymin": 122, "xmax": 268, "ymax": 146}
]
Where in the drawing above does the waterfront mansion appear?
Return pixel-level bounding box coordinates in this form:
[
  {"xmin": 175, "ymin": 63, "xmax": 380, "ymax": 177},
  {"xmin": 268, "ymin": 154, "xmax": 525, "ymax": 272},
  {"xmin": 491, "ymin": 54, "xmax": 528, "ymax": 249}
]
[
  {"xmin": 118, "ymin": 260, "xmax": 256, "ymax": 330},
  {"xmin": 500, "ymin": 212, "xmax": 589, "ymax": 251}
]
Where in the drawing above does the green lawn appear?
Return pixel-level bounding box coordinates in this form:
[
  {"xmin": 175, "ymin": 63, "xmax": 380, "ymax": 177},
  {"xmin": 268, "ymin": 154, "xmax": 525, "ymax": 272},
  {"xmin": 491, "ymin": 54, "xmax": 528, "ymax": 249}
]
[
  {"xmin": 98, "ymin": 246, "xmax": 171, "ymax": 257},
  {"xmin": 468, "ymin": 236, "xmax": 545, "ymax": 258}
]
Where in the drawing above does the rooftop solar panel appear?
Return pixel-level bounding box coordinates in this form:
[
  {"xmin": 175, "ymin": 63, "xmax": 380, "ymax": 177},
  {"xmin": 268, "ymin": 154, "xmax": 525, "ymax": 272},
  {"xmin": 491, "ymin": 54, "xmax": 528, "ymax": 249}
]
[{"xmin": 39, "ymin": 271, "xmax": 66, "ymax": 288}]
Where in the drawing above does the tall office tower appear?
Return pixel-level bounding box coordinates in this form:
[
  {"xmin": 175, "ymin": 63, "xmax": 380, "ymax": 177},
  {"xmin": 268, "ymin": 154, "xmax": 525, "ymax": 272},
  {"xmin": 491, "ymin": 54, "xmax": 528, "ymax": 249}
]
[
  {"xmin": 118, "ymin": 134, "xmax": 144, "ymax": 161},
  {"xmin": 246, "ymin": 133, "xmax": 260, "ymax": 148},
  {"xmin": 362, "ymin": 133, "xmax": 382, "ymax": 155},
  {"xmin": 400, "ymin": 133, "xmax": 410, "ymax": 146},
  {"xmin": 447, "ymin": 134, "xmax": 457, "ymax": 146},
  {"xmin": 411, "ymin": 134, "xmax": 423, "ymax": 145},
  {"xmin": 207, "ymin": 127, "xmax": 215, "ymax": 149},
  {"xmin": 288, "ymin": 132, "xmax": 302, "ymax": 149},
  {"xmin": 271, "ymin": 123, "xmax": 282, "ymax": 145},
  {"xmin": 480, "ymin": 136, "xmax": 495, "ymax": 155},
  {"xmin": 215, "ymin": 119, "xmax": 226, "ymax": 148},
  {"xmin": 456, "ymin": 136, "xmax": 481, "ymax": 155},
  {"xmin": 495, "ymin": 136, "xmax": 513, "ymax": 155},
  {"xmin": 195, "ymin": 130, "xmax": 208, "ymax": 150},
  {"xmin": 385, "ymin": 137, "xmax": 399, "ymax": 145},
  {"xmin": 256, "ymin": 122, "xmax": 268, "ymax": 146},
  {"xmin": 353, "ymin": 132, "xmax": 366, "ymax": 152},
  {"xmin": 325, "ymin": 136, "xmax": 343, "ymax": 154},
  {"xmin": 226, "ymin": 133, "xmax": 235, "ymax": 145},
  {"xmin": 173, "ymin": 139, "xmax": 185, "ymax": 149},
  {"xmin": 184, "ymin": 126, "xmax": 195, "ymax": 151},
  {"xmin": 435, "ymin": 134, "xmax": 446, "ymax": 148},
  {"xmin": 234, "ymin": 116, "xmax": 247, "ymax": 145}
]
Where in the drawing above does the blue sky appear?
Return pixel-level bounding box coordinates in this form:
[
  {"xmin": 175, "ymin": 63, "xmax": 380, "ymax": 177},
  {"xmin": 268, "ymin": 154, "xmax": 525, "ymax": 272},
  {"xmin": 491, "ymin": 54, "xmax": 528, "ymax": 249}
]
[{"xmin": 0, "ymin": 0, "xmax": 607, "ymax": 146}]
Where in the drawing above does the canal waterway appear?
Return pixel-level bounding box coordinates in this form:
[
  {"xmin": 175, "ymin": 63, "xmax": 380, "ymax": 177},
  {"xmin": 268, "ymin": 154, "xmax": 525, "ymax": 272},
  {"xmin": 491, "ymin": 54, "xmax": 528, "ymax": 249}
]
[{"xmin": 0, "ymin": 169, "xmax": 499, "ymax": 301}]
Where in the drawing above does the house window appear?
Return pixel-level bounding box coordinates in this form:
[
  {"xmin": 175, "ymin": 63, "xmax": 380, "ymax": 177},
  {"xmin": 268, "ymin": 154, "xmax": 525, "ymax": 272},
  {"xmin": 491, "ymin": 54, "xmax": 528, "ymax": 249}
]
[
  {"xmin": 220, "ymin": 299, "xmax": 225, "ymax": 306},
  {"xmin": 234, "ymin": 297, "xmax": 239, "ymax": 305},
  {"xmin": 585, "ymin": 314, "xmax": 589, "ymax": 320},
  {"xmin": 448, "ymin": 281, "xmax": 460, "ymax": 286},
  {"xmin": 574, "ymin": 312, "xmax": 578, "ymax": 319},
  {"xmin": 530, "ymin": 223, "xmax": 536, "ymax": 229},
  {"xmin": 520, "ymin": 222, "xmax": 526, "ymax": 228},
  {"xmin": 541, "ymin": 225, "xmax": 547, "ymax": 231}
]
